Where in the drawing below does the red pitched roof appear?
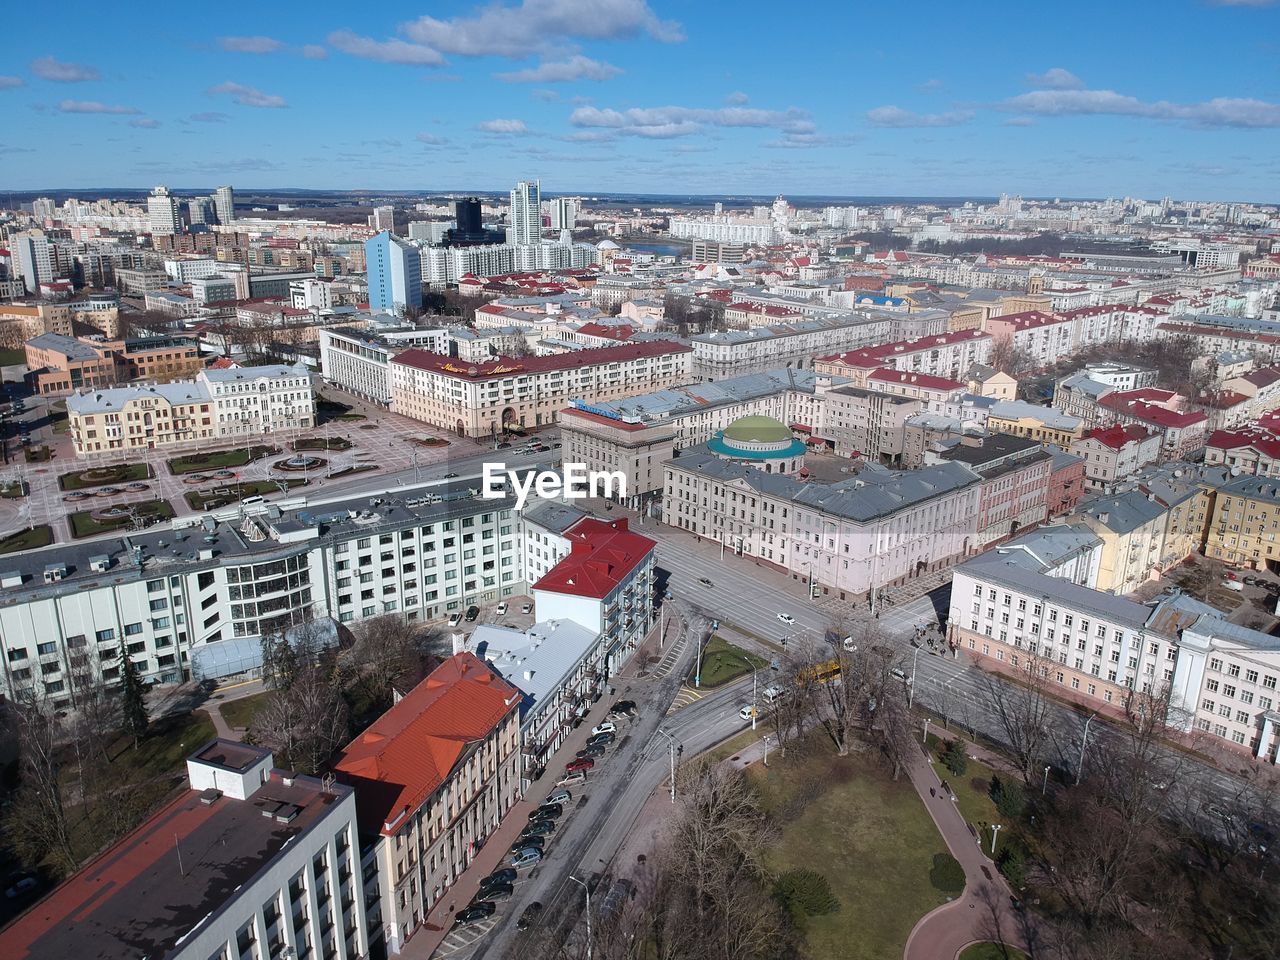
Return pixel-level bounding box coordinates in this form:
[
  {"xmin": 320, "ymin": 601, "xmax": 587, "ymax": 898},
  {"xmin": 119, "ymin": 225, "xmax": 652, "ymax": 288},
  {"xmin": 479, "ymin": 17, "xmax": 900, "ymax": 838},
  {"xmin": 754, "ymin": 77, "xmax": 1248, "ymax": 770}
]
[
  {"xmin": 816, "ymin": 329, "xmax": 989, "ymax": 368},
  {"xmin": 868, "ymin": 369, "xmax": 966, "ymax": 391},
  {"xmin": 533, "ymin": 517, "xmax": 654, "ymax": 600},
  {"xmin": 1098, "ymin": 390, "xmax": 1207, "ymax": 429},
  {"xmin": 1084, "ymin": 423, "xmax": 1153, "ymax": 450},
  {"xmin": 391, "ymin": 340, "xmax": 690, "ymax": 380},
  {"xmin": 333, "ymin": 653, "xmax": 520, "ymax": 836}
]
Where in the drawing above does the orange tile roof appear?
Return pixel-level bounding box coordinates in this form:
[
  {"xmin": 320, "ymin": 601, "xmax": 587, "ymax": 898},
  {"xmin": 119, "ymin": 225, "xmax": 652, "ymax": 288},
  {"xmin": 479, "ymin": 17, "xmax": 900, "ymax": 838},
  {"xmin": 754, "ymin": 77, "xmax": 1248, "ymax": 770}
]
[{"xmin": 333, "ymin": 653, "xmax": 520, "ymax": 836}]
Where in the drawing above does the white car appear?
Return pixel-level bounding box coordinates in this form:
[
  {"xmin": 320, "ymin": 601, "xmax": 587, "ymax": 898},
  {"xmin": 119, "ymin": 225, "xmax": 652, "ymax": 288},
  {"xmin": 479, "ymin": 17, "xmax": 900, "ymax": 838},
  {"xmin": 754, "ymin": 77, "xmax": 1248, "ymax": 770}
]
[
  {"xmin": 739, "ymin": 705, "xmax": 758, "ymax": 721},
  {"xmin": 448, "ymin": 612, "xmax": 463, "ymax": 627},
  {"xmin": 496, "ymin": 601, "xmax": 508, "ymax": 616},
  {"xmin": 763, "ymin": 684, "xmax": 785, "ymax": 704},
  {"xmin": 521, "ymin": 602, "xmax": 533, "ymax": 615},
  {"xmin": 591, "ymin": 722, "xmax": 617, "ymax": 736},
  {"xmin": 777, "ymin": 613, "xmax": 796, "ymax": 625}
]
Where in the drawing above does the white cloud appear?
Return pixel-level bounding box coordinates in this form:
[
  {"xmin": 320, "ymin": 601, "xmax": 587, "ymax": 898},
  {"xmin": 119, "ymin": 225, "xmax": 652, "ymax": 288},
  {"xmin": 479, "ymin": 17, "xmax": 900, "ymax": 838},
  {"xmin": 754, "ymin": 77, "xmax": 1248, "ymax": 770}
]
[
  {"xmin": 218, "ymin": 36, "xmax": 284, "ymax": 54},
  {"xmin": 866, "ymin": 105, "xmax": 973, "ymax": 127},
  {"xmin": 58, "ymin": 99, "xmax": 141, "ymax": 115},
  {"xmin": 416, "ymin": 132, "xmax": 448, "ymax": 145},
  {"xmin": 570, "ymin": 104, "xmax": 815, "ymax": 138},
  {"xmin": 327, "ymin": 30, "xmax": 445, "ymax": 65},
  {"xmin": 0, "ymin": 75, "xmax": 24, "ymax": 89},
  {"xmin": 190, "ymin": 111, "xmax": 229, "ymax": 123},
  {"xmin": 1003, "ymin": 117, "xmax": 1036, "ymax": 127},
  {"xmin": 530, "ymin": 88, "xmax": 560, "ymax": 102},
  {"xmin": 129, "ymin": 118, "xmax": 161, "ymax": 128},
  {"xmin": 476, "ymin": 118, "xmax": 529, "ymax": 134},
  {"xmin": 916, "ymin": 78, "xmax": 945, "ymax": 93},
  {"xmin": 1025, "ymin": 67, "xmax": 1084, "ymax": 90},
  {"xmin": 402, "ymin": 0, "xmax": 683, "ymax": 58},
  {"xmin": 725, "ymin": 91, "xmax": 750, "ymax": 105},
  {"xmin": 1001, "ymin": 88, "xmax": 1280, "ymax": 127},
  {"xmin": 31, "ymin": 56, "xmax": 99, "ymax": 82},
  {"xmin": 208, "ymin": 81, "xmax": 288, "ymax": 108},
  {"xmin": 497, "ymin": 56, "xmax": 622, "ymax": 83},
  {"xmin": 302, "ymin": 45, "xmax": 328, "ymax": 60}
]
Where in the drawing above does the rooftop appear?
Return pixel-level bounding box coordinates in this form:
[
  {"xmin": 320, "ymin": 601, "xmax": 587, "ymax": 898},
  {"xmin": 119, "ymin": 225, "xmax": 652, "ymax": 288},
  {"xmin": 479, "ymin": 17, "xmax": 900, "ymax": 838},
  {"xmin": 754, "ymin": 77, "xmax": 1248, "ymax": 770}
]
[
  {"xmin": 472, "ymin": 619, "xmax": 601, "ymax": 719},
  {"xmin": 533, "ymin": 517, "xmax": 654, "ymax": 600},
  {"xmin": 391, "ymin": 340, "xmax": 690, "ymax": 380}
]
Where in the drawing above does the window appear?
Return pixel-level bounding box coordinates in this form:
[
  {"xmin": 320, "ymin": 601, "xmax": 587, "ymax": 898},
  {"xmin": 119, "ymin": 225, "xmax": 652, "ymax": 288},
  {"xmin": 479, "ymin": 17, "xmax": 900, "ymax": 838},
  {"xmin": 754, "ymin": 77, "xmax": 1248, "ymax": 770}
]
[
  {"xmin": 125, "ymin": 622, "xmax": 143, "ymax": 636},
  {"xmin": 149, "ymin": 598, "xmax": 167, "ymax": 612},
  {"xmin": 95, "ymin": 628, "xmax": 115, "ymax": 643},
  {"xmin": 1246, "ymin": 669, "xmax": 1259, "ymax": 684},
  {"xmin": 36, "ymin": 641, "xmax": 57, "ymax": 656}
]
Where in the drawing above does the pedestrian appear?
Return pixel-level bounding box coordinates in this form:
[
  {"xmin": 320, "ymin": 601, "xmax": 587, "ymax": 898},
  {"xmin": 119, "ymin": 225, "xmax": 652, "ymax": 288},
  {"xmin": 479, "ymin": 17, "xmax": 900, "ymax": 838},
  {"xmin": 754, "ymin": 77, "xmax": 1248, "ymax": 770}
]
[{"xmin": 930, "ymin": 787, "xmax": 935, "ymax": 797}]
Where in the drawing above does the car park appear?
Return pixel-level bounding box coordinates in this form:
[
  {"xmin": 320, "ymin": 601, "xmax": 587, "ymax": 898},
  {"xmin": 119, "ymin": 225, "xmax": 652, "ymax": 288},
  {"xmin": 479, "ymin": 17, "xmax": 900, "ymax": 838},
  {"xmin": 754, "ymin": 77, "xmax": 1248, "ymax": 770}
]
[
  {"xmin": 588, "ymin": 731, "xmax": 615, "ymax": 746},
  {"xmin": 565, "ymin": 757, "xmax": 595, "ymax": 773},
  {"xmin": 592, "ymin": 722, "xmax": 617, "ymax": 736},
  {"xmin": 516, "ymin": 901, "xmax": 544, "ymax": 930},
  {"xmin": 545, "ymin": 788, "xmax": 572, "ymax": 805},
  {"xmin": 510, "ymin": 847, "xmax": 543, "ymax": 868},
  {"xmin": 453, "ymin": 901, "xmax": 496, "ymax": 926},
  {"xmin": 777, "ymin": 613, "xmax": 796, "ymax": 625},
  {"xmin": 496, "ymin": 601, "xmax": 508, "ymax": 616}
]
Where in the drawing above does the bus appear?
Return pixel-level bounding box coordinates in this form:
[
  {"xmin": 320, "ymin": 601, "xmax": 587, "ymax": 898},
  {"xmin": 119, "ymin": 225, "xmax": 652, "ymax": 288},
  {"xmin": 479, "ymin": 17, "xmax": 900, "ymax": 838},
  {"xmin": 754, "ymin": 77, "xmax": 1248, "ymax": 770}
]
[{"xmin": 797, "ymin": 659, "xmax": 842, "ymax": 685}]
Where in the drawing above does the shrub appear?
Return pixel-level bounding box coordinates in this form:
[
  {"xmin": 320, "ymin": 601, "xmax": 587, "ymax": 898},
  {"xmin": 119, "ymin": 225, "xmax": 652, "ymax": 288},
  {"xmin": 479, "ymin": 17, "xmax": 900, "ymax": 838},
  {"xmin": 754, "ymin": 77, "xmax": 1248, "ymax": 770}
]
[
  {"xmin": 929, "ymin": 852, "xmax": 966, "ymax": 894},
  {"xmin": 996, "ymin": 844, "xmax": 1027, "ymax": 888},
  {"xmin": 942, "ymin": 739, "xmax": 969, "ymax": 777},
  {"xmin": 990, "ymin": 776, "xmax": 1027, "ymax": 819},
  {"xmin": 774, "ymin": 869, "xmax": 840, "ymax": 921}
]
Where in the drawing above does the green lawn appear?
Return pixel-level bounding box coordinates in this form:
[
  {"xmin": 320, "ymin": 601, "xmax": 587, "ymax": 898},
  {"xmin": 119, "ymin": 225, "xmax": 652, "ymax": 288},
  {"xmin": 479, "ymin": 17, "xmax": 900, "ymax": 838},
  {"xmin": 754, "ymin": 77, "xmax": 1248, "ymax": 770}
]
[
  {"xmin": 705, "ymin": 727, "xmax": 767, "ymax": 764},
  {"xmin": 168, "ymin": 445, "xmax": 278, "ymax": 475},
  {"xmin": 692, "ymin": 634, "xmax": 767, "ymax": 688},
  {"xmin": 0, "ymin": 479, "xmax": 27, "ymax": 498},
  {"xmin": 0, "ymin": 348, "xmax": 25, "ymax": 365},
  {"xmin": 24, "ymin": 445, "xmax": 51, "ymax": 463},
  {"xmin": 59, "ymin": 462, "xmax": 151, "ymax": 490},
  {"xmin": 218, "ymin": 692, "xmax": 270, "ymax": 731},
  {"xmin": 293, "ymin": 436, "xmax": 353, "ymax": 451},
  {"xmin": 959, "ymin": 943, "xmax": 1029, "ymax": 960},
  {"xmin": 184, "ymin": 479, "xmax": 304, "ymax": 511},
  {"xmin": 926, "ymin": 734, "xmax": 1003, "ymax": 836},
  {"xmin": 749, "ymin": 735, "xmax": 954, "ymax": 960},
  {"xmin": 68, "ymin": 499, "xmax": 174, "ymax": 538},
  {"xmin": 0, "ymin": 524, "xmax": 53, "ymax": 554}
]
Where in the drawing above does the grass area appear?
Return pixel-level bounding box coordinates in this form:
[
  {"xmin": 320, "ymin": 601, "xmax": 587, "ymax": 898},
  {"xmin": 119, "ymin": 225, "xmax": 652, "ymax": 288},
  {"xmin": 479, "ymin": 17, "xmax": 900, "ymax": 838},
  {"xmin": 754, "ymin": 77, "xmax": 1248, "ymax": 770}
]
[
  {"xmin": 705, "ymin": 727, "xmax": 767, "ymax": 764},
  {"xmin": 692, "ymin": 634, "xmax": 767, "ymax": 688},
  {"xmin": 926, "ymin": 733, "xmax": 1003, "ymax": 835},
  {"xmin": 0, "ymin": 524, "xmax": 53, "ymax": 554},
  {"xmin": 24, "ymin": 445, "xmax": 51, "ymax": 463},
  {"xmin": 959, "ymin": 944, "xmax": 1029, "ymax": 960},
  {"xmin": 749, "ymin": 733, "xmax": 953, "ymax": 960},
  {"xmin": 184, "ymin": 479, "xmax": 304, "ymax": 511},
  {"xmin": 329, "ymin": 464, "xmax": 379, "ymax": 479},
  {"xmin": 0, "ymin": 348, "xmax": 25, "ymax": 366},
  {"xmin": 0, "ymin": 479, "xmax": 26, "ymax": 498},
  {"xmin": 167, "ymin": 444, "xmax": 278, "ymax": 475},
  {"xmin": 68, "ymin": 499, "xmax": 174, "ymax": 538},
  {"xmin": 59, "ymin": 462, "xmax": 151, "ymax": 490},
  {"xmin": 294, "ymin": 436, "xmax": 353, "ymax": 451},
  {"xmin": 217, "ymin": 692, "xmax": 270, "ymax": 731}
]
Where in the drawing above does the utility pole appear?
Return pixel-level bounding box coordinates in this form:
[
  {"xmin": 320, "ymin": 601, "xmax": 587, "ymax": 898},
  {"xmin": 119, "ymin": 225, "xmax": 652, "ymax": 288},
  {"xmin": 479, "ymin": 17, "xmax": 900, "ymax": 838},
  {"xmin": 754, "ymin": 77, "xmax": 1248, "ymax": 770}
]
[
  {"xmin": 569, "ymin": 875, "xmax": 592, "ymax": 960},
  {"xmin": 990, "ymin": 823, "xmax": 1003, "ymax": 855},
  {"xmin": 908, "ymin": 645, "xmax": 920, "ymax": 708},
  {"xmin": 1076, "ymin": 712, "xmax": 1097, "ymax": 785},
  {"xmin": 656, "ymin": 728, "xmax": 679, "ymax": 803}
]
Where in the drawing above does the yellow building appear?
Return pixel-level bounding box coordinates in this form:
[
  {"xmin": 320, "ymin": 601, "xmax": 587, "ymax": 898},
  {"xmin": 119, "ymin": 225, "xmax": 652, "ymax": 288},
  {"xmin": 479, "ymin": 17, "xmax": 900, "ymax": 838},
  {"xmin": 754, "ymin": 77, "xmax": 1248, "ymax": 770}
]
[
  {"xmin": 986, "ymin": 400, "xmax": 1084, "ymax": 451},
  {"xmin": 1205, "ymin": 476, "xmax": 1280, "ymax": 571}
]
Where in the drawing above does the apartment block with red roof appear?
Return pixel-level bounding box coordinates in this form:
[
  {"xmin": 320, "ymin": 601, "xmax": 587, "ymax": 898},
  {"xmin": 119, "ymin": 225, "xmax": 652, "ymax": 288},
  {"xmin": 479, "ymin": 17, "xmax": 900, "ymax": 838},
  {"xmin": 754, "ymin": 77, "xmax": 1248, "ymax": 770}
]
[
  {"xmin": 1205, "ymin": 420, "xmax": 1280, "ymax": 478},
  {"xmin": 332, "ymin": 652, "xmax": 522, "ymax": 956},
  {"xmin": 1096, "ymin": 389, "xmax": 1209, "ymax": 460},
  {"xmin": 813, "ymin": 329, "xmax": 992, "ymax": 385},
  {"xmin": 982, "ymin": 310, "xmax": 1075, "ymax": 369},
  {"xmin": 1070, "ymin": 424, "xmax": 1163, "ymax": 491}
]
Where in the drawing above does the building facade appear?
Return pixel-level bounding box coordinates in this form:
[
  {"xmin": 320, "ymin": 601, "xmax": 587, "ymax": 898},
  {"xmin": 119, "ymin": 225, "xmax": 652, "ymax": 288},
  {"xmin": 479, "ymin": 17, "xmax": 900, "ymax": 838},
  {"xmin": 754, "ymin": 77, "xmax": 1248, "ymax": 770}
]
[{"xmin": 366, "ymin": 231, "xmax": 423, "ymax": 315}]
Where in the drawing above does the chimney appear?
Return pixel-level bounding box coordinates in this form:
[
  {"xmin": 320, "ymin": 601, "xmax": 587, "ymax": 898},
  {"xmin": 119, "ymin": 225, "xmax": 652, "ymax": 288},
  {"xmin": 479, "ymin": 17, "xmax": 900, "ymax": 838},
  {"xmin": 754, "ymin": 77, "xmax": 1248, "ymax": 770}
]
[{"xmin": 451, "ymin": 631, "xmax": 467, "ymax": 655}]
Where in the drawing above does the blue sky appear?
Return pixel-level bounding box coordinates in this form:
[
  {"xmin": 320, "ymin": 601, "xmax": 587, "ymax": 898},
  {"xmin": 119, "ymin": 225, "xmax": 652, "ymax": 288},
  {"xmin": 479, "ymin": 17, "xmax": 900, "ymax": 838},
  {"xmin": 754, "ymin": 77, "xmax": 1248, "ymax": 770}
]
[{"xmin": 3, "ymin": 0, "xmax": 1279, "ymax": 200}]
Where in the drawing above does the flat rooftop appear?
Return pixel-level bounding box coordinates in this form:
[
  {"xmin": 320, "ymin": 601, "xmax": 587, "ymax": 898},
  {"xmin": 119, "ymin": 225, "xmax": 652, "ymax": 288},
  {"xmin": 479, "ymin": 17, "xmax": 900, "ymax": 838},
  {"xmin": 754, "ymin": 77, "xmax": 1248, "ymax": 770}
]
[{"xmin": 0, "ymin": 769, "xmax": 349, "ymax": 960}]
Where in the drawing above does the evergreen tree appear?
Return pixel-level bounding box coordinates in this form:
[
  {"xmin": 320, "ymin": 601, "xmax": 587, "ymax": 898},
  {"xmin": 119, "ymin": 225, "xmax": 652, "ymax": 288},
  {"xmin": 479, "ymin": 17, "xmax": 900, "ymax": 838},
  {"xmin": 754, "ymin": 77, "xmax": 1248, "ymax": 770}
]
[
  {"xmin": 119, "ymin": 654, "xmax": 149, "ymax": 747},
  {"xmin": 261, "ymin": 630, "xmax": 298, "ymax": 690}
]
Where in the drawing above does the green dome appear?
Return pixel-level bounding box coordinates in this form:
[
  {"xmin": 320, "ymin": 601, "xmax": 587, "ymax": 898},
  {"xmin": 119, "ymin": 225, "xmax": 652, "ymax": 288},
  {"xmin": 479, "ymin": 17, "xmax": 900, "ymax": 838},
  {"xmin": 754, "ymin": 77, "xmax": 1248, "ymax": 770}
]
[{"xmin": 721, "ymin": 415, "xmax": 792, "ymax": 444}]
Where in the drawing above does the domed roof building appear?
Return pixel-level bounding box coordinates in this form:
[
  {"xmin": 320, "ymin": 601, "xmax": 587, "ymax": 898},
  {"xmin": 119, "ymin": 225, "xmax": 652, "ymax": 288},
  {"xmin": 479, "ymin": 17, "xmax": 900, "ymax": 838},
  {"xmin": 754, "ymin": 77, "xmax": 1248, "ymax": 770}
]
[{"xmin": 706, "ymin": 415, "xmax": 807, "ymax": 474}]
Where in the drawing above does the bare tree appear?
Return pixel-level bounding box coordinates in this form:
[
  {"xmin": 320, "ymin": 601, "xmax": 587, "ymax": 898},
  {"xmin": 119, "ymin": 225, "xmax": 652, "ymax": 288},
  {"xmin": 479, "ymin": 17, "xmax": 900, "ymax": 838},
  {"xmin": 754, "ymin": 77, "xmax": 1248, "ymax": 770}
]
[
  {"xmin": 2, "ymin": 691, "xmax": 78, "ymax": 874},
  {"xmin": 251, "ymin": 662, "xmax": 349, "ymax": 775},
  {"xmin": 983, "ymin": 653, "xmax": 1054, "ymax": 786},
  {"xmin": 340, "ymin": 614, "xmax": 420, "ymax": 710}
]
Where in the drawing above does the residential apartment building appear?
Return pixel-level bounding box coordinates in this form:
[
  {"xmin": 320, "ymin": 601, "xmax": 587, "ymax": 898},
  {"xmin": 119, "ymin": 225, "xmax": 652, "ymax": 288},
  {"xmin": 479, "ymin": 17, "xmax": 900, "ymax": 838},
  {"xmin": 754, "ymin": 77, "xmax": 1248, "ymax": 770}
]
[
  {"xmin": 1097, "ymin": 389, "xmax": 1209, "ymax": 460},
  {"xmin": 1071, "ymin": 424, "xmax": 1163, "ymax": 490},
  {"xmin": 985, "ymin": 400, "xmax": 1085, "ymax": 450},
  {"xmin": 0, "ymin": 740, "xmax": 368, "ymax": 960},
  {"xmin": 389, "ymin": 341, "xmax": 692, "ymax": 438},
  {"xmin": 1204, "ymin": 475, "xmax": 1280, "ymax": 571},
  {"xmin": 814, "ymin": 329, "xmax": 993, "ymax": 385},
  {"xmin": 690, "ymin": 313, "xmax": 890, "ymax": 381},
  {"xmin": 983, "ymin": 310, "xmax": 1075, "ymax": 369},
  {"xmin": 333, "ymin": 653, "xmax": 521, "ymax": 956},
  {"xmin": 319, "ymin": 326, "xmax": 449, "ymax": 405},
  {"xmin": 366, "ymin": 231, "xmax": 422, "ymax": 315},
  {"xmin": 825, "ymin": 385, "xmax": 922, "ymax": 463},
  {"xmin": 25, "ymin": 332, "xmax": 203, "ymax": 395},
  {"xmin": 938, "ymin": 434, "xmax": 1052, "ymax": 548}
]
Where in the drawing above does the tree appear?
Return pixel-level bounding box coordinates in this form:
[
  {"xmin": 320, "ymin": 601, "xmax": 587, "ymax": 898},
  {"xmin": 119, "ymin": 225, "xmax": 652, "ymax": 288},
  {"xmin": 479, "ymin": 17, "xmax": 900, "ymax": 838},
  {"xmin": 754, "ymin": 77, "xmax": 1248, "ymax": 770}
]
[
  {"xmin": 2, "ymin": 691, "xmax": 78, "ymax": 875},
  {"xmin": 773, "ymin": 869, "xmax": 839, "ymax": 927},
  {"xmin": 341, "ymin": 614, "xmax": 420, "ymax": 713},
  {"xmin": 983, "ymin": 654, "xmax": 1053, "ymax": 786},
  {"xmin": 942, "ymin": 738, "xmax": 969, "ymax": 776},
  {"xmin": 251, "ymin": 662, "xmax": 348, "ymax": 775},
  {"xmin": 990, "ymin": 776, "xmax": 1027, "ymax": 819},
  {"xmin": 119, "ymin": 653, "xmax": 150, "ymax": 747}
]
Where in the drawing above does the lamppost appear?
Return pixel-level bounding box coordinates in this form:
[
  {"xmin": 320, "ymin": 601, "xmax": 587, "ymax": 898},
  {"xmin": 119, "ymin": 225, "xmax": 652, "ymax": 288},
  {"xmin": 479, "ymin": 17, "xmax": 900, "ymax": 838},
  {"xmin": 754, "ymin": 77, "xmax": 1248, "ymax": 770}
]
[
  {"xmin": 762, "ymin": 734, "xmax": 771, "ymax": 767},
  {"xmin": 922, "ymin": 716, "xmax": 930, "ymax": 746},
  {"xmin": 1076, "ymin": 712, "xmax": 1097, "ymax": 785},
  {"xmin": 990, "ymin": 823, "xmax": 1003, "ymax": 855},
  {"xmin": 1042, "ymin": 764, "xmax": 1051, "ymax": 797},
  {"xmin": 655, "ymin": 728, "xmax": 679, "ymax": 804},
  {"xmin": 742, "ymin": 656, "xmax": 758, "ymax": 730},
  {"xmin": 908, "ymin": 645, "xmax": 921, "ymax": 708},
  {"xmin": 569, "ymin": 875, "xmax": 592, "ymax": 960}
]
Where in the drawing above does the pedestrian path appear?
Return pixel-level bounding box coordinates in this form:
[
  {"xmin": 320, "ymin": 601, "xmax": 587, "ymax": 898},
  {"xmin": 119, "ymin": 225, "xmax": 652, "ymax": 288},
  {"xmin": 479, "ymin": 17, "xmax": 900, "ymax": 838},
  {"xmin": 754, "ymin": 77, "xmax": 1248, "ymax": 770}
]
[{"xmin": 650, "ymin": 621, "xmax": 690, "ymax": 679}]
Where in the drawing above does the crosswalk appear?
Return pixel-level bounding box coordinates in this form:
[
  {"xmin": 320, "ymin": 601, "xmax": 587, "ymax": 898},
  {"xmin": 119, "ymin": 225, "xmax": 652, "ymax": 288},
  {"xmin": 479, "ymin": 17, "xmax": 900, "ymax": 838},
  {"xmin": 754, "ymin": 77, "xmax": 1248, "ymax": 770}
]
[{"xmin": 667, "ymin": 684, "xmax": 707, "ymax": 713}]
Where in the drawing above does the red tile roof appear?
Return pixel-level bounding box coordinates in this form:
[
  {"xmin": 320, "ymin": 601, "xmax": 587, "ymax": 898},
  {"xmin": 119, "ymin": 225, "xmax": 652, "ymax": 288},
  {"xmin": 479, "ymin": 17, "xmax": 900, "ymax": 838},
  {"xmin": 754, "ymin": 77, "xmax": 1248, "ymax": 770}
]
[
  {"xmin": 1099, "ymin": 390, "xmax": 1207, "ymax": 429},
  {"xmin": 1083, "ymin": 423, "xmax": 1153, "ymax": 450},
  {"xmin": 868, "ymin": 369, "xmax": 966, "ymax": 391},
  {"xmin": 533, "ymin": 517, "xmax": 655, "ymax": 600},
  {"xmin": 333, "ymin": 653, "xmax": 520, "ymax": 836},
  {"xmin": 816, "ymin": 329, "xmax": 989, "ymax": 369},
  {"xmin": 391, "ymin": 340, "xmax": 690, "ymax": 380}
]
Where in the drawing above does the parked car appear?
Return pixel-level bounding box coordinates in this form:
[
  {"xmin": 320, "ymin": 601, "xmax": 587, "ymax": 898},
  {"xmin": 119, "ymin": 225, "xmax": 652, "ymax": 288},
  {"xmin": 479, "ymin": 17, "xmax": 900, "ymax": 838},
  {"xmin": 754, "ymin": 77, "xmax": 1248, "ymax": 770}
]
[
  {"xmin": 588, "ymin": 731, "xmax": 615, "ymax": 746},
  {"xmin": 5, "ymin": 876, "xmax": 38, "ymax": 899},
  {"xmin": 891, "ymin": 668, "xmax": 912, "ymax": 684},
  {"xmin": 557, "ymin": 770, "xmax": 586, "ymax": 787},
  {"xmin": 465, "ymin": 605, "xmax": 480, "ymax": 622},
  {"xmin": 521, "ymin": 602, "xmax": 533, "ymax": 614},
  {"xmin": 511, "ymin": 834, "xmax": 545, "ymax": 853},
  {"xmin": 1223, "ymin": 580, "xmax": 1245, "ymax": 592},
  {"xmin": 480, "ymin": 868, "xmax": 517, "ymax": 890},
  {"xmin": 472, "ymin": 881, "xmax": 514, "ymax": 903},
  {"xmin": 545, "ymin": 788, "xmax": 573, "ymax": 805},
  {"xmin": 510, "ymin": 847, "xmax": 543, "ymax": 868},
  {"xmin": 496, "ymin": 601, "xmax": 508, "ymax": 616},
  {"xmin": 516, "ymin": 901, "xmax": 544, "ymax": 931},
  {"xmin": 565, "ymin": 757, "xmax": 595, "ymax": 773},
  {"xmin": 520, "ymin": 819, "xmax": 555, "ymax": 839},
  {"xmin": 453, "ymin": 902, "xmax": 496, "ymax": 927},
  {"xmin": 448, "ymin": 612, "xmax": 463, "ymax": 627},
  {"xmin": 577, "ymin": 744, "xmax": 607, "ymax": 759},
  {"xmin": 532, "ymin": 802, "xmax": 562, "ymax": 820},
  {"xmin": 591, "ymin": 721, "xmax": 617, "ymax": 736},
  {"xmin": 1244, "ymin": 575, "xmax": 1259, "ymax": 586},
  {"xmin": 777, "ymin": 613, "xmax": 796, "ymax": 625},
  {"xmin": 763, "ymin": 684, "xmax": 785, "ymax": 704}
]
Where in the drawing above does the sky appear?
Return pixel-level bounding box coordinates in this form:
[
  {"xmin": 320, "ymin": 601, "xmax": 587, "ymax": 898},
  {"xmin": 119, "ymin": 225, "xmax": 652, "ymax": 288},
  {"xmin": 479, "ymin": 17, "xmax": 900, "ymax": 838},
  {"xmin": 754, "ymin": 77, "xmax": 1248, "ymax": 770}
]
[{"xmin": 2, "ymin": 0, "xmax": 1280, "ymax": 201}]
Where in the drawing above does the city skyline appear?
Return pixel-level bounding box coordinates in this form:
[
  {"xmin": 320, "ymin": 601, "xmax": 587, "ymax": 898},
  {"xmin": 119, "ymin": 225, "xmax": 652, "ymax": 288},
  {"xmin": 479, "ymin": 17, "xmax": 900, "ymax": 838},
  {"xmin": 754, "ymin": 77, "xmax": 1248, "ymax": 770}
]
[{"xmin": 2, "ymin": 1, "xmax": 1279, "ymax": 200}]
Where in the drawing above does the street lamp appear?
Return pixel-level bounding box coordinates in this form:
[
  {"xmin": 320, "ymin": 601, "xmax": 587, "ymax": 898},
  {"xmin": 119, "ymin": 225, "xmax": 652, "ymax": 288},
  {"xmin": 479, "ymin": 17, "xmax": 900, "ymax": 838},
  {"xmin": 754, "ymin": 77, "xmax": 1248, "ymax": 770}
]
[
  {"xmin": 742, "ymin": 655, "xmax": 758, "ymax": 730},
  {"xmin": 908, "ymin": 645, "xmax": 921, "ymax": 708},
  {"xmin": 569, "ymin": 874, "xmax": 592, "ymax": 960},
  {"xmin": 990, "ymin": 823, "xmax": 1003, "ymax": 855},
  {"xmin": 922, "ymin": 716, "xmax": 930, "ymax": 746},
  {"xmin": 1042, "ymin": 764, "xmax": 1051, "ymax": 797},
  {"xmin": 655, "ymin": 728, "xmax": 679, "ymax": 804},
  {"xmin": 762, "ymin": 734, "xmax": 771, "ymax": 767},
  {"xmin": 1076, "ymin": 712, "xmax": 1097, "ymax": 785}
]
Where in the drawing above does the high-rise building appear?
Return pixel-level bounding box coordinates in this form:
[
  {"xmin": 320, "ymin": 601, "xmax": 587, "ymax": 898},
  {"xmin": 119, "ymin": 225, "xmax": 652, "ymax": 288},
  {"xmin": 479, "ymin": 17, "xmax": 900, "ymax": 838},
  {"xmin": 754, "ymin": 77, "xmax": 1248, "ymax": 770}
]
[
  {"xmin": 549, "ymin": 196, "xmax": 579, "ymax": 230},
  {"xmin": 508, "ymin": 179, "xmax": 541, "ymax": 246},
  {"xmin": 187, "ymin": 196, "xmax": 216, "ymax": 226},
  {"xmin": 444, "ymin": 197, "xmax": 504, "ymax": 247},
  {"xmin": 31, "ymin": 197, "xmax": 56, "ymax": 222},
  {"xmin": 213, "ymin": 185, "xmax": 235, "ymax": 225},
  {"xmin": 147, "ymin": 185, "xmax": 181, "ymax": 235},
  {"xmin": 371, "ymin": 204, "xmax": 395, "ymax": 232},
  {"xmin": 365, "ymin": 230, "xmax": 422, "ymax": 315},
  {"xmin": 11, "ymin": 230, "xmax": 53, "ymax": 293}
]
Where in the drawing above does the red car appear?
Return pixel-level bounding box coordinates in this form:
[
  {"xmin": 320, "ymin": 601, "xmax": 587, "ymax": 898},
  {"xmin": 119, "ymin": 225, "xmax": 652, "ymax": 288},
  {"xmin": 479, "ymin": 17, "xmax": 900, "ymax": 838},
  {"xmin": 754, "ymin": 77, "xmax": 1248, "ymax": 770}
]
[{"xmin": 565, "ymin": 757, "xmax": 594, "ymax": 774}]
